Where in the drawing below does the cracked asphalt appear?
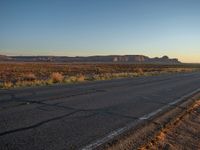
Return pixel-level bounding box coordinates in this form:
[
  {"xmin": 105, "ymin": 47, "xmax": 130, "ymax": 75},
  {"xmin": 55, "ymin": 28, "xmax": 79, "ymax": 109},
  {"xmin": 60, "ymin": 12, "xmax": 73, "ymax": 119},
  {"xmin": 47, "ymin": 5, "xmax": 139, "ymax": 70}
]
[{"xmin": 0, "ymin": 72, "xmax": 200, "ymax": 150}]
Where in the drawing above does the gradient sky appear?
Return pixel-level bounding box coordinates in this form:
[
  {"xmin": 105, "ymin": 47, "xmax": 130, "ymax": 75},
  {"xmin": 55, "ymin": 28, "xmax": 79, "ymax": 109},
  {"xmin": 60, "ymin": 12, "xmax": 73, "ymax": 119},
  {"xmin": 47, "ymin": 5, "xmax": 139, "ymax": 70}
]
[{"xmin": 0, "ymin": 0, "xmax": 200, "ymax": 62}]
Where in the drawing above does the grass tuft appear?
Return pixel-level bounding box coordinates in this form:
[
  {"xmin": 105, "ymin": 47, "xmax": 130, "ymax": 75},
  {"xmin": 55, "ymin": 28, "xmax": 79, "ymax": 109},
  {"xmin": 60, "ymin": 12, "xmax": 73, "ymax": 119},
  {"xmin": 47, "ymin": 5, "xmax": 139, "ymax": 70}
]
[{"xmin": 50, "ymin": 72, "xmax": 64, "ymax": 83}]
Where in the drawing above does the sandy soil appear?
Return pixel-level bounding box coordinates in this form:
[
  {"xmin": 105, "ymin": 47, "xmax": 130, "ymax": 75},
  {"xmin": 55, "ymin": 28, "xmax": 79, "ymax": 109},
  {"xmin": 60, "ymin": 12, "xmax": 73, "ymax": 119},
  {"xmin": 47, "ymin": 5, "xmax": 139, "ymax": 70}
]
[{"xmin": 140, "ymin": 100, "xmax": 200, "ymax": 150}]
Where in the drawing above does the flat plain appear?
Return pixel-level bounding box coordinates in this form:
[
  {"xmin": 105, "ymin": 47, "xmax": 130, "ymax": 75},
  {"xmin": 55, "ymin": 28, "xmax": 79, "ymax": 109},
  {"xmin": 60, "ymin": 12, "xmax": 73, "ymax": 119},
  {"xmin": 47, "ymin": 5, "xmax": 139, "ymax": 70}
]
[{"xmin": 0, "ymin": 62, "xmax": 200, "ymax": 88}]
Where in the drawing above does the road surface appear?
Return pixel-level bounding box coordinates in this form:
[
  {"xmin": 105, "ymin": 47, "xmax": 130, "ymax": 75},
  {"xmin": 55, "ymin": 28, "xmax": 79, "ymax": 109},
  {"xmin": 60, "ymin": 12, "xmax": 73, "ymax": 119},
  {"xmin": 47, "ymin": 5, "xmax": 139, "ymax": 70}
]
[{"xmin": 0, "ymin": 72, "xmax": 200, "ymax": 150}]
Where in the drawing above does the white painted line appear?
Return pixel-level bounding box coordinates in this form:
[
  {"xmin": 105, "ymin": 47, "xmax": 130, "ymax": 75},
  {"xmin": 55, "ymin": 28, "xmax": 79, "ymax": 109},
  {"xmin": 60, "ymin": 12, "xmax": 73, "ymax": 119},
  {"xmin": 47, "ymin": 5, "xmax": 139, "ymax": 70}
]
[
  {"xmin": 141, "ymin": 88, "xmax": 200, "ymax": 120},
  {"xmin": 139, "ymin": 107, "xmax": 166, "ymax": 120},
  {"xmin": 82, "ymin": 120, "xmax": 142, "ymax": 150},
  {"xmin": 141, "ymin": 96, "xmax": 151, "ymax": 100},
  {"xmin": 81, "ymin": 88, "xmax": 200, "ymax": 150},
  {"xmin": 169, "ymin": 88, "xmax": 200, "ymax": 106}
]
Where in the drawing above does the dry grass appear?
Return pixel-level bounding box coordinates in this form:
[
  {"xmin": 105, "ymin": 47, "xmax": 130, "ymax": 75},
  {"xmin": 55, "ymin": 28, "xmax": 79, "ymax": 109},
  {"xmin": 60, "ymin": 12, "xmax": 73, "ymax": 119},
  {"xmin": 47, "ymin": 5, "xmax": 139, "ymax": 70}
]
[
  {"xmin": 50, "ymin": 72, "xmax": 64, "ymax": 83},
  {"xmin": 2, "ymin": 82, "xmax": 13, "ymax": 88},
  {"xmin": 0, "ymin": 63, "xmax": 199, "ymax": 89},
  {"xmin": 76, "ymin": 74, "xmax": 86, "ymax": 82}
]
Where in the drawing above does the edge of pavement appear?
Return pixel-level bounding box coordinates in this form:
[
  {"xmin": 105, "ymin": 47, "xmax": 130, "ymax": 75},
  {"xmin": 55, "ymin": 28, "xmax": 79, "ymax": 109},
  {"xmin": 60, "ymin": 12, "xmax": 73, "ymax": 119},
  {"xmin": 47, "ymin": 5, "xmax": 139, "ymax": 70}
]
[{"xmin": 82, "ymin": 88, "xmax": 200, "ymax": 150}]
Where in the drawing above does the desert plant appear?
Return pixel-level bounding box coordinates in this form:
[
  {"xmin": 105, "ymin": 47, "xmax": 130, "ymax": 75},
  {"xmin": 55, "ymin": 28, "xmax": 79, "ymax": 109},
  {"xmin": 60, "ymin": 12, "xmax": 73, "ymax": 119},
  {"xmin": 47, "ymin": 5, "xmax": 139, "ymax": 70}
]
[
  {"xmin": 46, "ymin": 79, "xmax": 53, "ymax": 85},
  {"xmin": 76, "ymin": 74, "xmax": 85, "ymax": 82},
  {"xmin": 3, "ymin": 81, "xmax": 13, "ymax": 89},
  {"xmin": 0, "ymin": 83, "xmax": 3, "ymax": 88},
  {"xmin": 137, "ymin": 68, "xmax": 144, "ymax": 75},
  {"xmin": 0, "ymin": 63, "xmax": 199, "ymax": 89},
  {"xmin": 50, "ymin": 72, "xmax": 64, "ymax": 83},
  {"xmin": 68, "ymin": 76, "xmax": 77, "ymax": 82}
]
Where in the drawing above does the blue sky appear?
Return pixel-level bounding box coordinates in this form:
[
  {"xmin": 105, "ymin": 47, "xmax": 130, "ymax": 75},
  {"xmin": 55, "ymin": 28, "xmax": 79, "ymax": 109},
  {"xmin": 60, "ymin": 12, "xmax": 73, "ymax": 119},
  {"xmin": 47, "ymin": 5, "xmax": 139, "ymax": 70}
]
[{"xmin": 0, "ymin": 0, "xmax": 200, "ymax": 62}]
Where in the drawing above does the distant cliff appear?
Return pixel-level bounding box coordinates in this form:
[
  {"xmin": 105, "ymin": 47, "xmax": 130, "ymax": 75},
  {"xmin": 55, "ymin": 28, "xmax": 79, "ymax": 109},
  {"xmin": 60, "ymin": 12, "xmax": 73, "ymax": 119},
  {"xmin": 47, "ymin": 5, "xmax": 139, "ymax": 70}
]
[
  {"xmin": 0, "ymin": 55, "xmax": 181, "ymax": 64},
  {"xmin": 0, "ymin": 55, "xmax": 12, "ymax": 61}
]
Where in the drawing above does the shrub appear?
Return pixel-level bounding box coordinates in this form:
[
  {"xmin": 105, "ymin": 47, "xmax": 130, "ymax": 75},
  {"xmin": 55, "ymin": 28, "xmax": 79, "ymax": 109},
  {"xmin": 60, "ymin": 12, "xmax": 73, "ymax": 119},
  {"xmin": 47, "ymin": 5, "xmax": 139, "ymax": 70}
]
[
  {"xmin": 68, "ymin": 76, "xmax": 77, "ymax": 82},
  {"xmin": 76, "ymin": 75, "xmax": 85, "ymax": 82},
  {"xmin": 3, "ymin": 82, "xmax": 13, "ymax": 89},
  {"xmin": 46, "ymin": 79, "xmax": 53, "ymax": 85},
  {"xmin": 14, "ymin": 80, "xmax": 47, "ymax": 88},
  {"xmin": 0, "ymin": 83, "xmax": 3, "ymax": 88},
  {"xmin": 137, "ymin": 68, "xmax": 144, "ymax": 75},
  {"xmin": 51, "ymin": 72, "xmax": 64, "ymax": 83},
  {"xmin": 50, "ymin": 72, "xmax": 64, "ymax": 83}
]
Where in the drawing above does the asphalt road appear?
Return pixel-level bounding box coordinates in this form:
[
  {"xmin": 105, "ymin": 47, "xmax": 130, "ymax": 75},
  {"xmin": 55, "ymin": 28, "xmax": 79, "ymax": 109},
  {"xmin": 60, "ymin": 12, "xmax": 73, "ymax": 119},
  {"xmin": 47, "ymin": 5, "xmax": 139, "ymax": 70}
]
[{"xmin": 0, "ymin": 72, "xmax": 200, "ymax": 150}]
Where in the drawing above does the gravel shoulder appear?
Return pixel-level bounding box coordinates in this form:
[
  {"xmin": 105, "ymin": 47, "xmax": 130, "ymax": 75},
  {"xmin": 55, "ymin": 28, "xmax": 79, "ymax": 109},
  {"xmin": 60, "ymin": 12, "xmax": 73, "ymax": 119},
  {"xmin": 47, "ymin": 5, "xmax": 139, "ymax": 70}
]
[
  {"xmin": 139, "ymin": 100, "xmax": 200, "ymax": 150},
  {"xmin": 105, "ymin": 93, "xmax": 200, "ymax": 150}
]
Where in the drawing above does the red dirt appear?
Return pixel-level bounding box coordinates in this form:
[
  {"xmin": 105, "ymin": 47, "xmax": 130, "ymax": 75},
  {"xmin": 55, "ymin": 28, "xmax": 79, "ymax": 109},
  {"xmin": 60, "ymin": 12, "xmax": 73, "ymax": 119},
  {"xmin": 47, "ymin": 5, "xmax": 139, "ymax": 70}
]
[{"xmin": 140, "ymin": 100, "xmax": 200, "ymax": 150}]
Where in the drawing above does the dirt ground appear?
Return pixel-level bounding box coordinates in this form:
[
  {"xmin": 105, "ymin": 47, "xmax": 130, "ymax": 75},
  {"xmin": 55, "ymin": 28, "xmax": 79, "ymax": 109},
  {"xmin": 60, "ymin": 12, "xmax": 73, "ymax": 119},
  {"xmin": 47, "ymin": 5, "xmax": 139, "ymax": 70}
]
[{"xmin": 140, "ymin": 100, "xmax": 200, "ymax": 150}]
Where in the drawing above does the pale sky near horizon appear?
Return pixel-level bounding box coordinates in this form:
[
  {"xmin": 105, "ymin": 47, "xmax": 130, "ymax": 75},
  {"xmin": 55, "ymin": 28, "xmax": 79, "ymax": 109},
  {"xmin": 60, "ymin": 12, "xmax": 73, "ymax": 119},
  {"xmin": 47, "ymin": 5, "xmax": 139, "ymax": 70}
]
[{"xmin": 0, "ymin": 0, "xmax": 200, "ymax": 63}]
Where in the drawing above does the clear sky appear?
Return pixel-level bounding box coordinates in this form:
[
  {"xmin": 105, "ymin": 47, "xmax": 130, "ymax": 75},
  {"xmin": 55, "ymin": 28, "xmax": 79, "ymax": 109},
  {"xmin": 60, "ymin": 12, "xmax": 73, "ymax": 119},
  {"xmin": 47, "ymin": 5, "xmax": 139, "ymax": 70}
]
[{"xmin": 0, "ymin": 0, "xmax": 200, "ymax": 62}]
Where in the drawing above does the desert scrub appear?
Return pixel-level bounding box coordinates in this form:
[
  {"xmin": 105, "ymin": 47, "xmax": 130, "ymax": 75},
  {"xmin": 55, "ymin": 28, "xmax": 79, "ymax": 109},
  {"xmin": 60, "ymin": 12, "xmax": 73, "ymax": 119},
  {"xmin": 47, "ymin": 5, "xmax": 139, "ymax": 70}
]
[
  {"xmin": 137, "ymin": 68, "xmax": 144, "ymax": 75},
  {"xmin": 1, "ymin": 82, "xmax": 13, "ymax": 89},
  {"xmin": 46, "ymin": 79, "xmax": 54, "ymax": 85},
  {"xmin": 14, "ymin": 80, "xmax": 47, "ymax": 88},
  {"xmin": 1, "ymin": 63, "xmax": 200, "ymax": 84},
  {"xmin": 64, "ymin": 75, "xmax": 86, "ymax": 83},
  {"xmin": 50, "ymin": 72, "xmax": 64, "ymax": 83},
  {"xmin": 76, "ymin": 74, "xmax": 86, "ymax": 82},
  {"xmin": 0, "ymin": 63, "xmax": 200, "ymax": 89},
  {"xmin": 64, "ymin": 76, "xmax": 77, "ymax": 83},
  {"xmin": 23, "ymin": 73, "xmax": 36, "ymax": 81}
]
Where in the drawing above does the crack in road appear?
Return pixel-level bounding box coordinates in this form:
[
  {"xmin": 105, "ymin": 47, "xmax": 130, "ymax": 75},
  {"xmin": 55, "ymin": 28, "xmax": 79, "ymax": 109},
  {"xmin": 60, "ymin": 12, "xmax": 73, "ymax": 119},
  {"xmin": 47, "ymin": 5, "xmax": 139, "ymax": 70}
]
[
  {"xmin": 0, "ymin": 91, "xmax": 198, "ymax": 137},
  {"xmin": 0, "ymin": 89, "xmax": 106, "ymax": 110},
  {"xmin": 0, "ymin": 110, "xmax": 80, "ymax": 137},
  {"xmin": 1, "ymin": 73, "xmax": 200, "ymax": 150}
]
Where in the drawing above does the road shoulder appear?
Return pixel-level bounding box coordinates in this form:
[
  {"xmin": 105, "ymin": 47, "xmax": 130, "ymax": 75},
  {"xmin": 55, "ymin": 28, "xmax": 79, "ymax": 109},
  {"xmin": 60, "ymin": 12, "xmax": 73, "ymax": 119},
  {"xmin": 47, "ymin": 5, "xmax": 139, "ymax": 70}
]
[{"xmin": 102, "ymin": 92, "xmax": 200, "ymax": 150}]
